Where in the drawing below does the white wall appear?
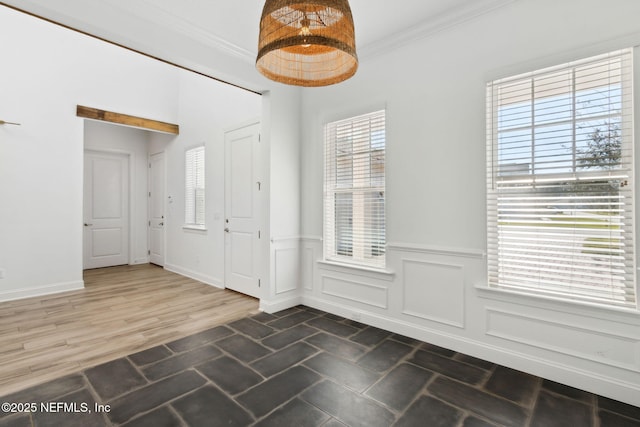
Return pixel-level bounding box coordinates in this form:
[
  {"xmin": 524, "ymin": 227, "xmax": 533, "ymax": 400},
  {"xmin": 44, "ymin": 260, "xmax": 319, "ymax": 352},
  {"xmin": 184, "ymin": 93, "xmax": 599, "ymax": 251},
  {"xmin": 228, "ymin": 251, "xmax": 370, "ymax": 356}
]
[
  {"xmin": 0, "ymin": 7, "xmax": 180, "ymax": 300},
  {"xmin": 84, "ymin": 121, "xmax": 153, "ymax": 265},
  {"xmin": 0, "ymin": 6, "xmax": 262, "ymax": 300},
  {"xmin": 163, "ymin": 71, "xmax": 261, "ymax": 286},
  {"xmin": 297, "ymin": 0, "xmax": 640, "ymax": 406}
]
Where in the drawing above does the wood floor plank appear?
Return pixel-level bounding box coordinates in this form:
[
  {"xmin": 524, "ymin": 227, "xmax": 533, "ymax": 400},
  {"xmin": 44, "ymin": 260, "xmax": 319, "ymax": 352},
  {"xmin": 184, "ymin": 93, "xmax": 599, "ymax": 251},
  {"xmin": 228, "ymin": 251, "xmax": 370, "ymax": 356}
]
[{"xmin": 0, "ymin": 264, "xmax": 259, "ymax": 396}]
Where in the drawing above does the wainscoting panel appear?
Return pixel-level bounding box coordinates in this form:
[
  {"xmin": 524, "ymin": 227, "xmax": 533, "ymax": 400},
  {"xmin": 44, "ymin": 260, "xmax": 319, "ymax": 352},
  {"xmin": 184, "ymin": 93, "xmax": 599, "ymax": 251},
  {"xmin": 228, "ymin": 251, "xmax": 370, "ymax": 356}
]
[
  {"xmin": 321, "ymin": 275, "xmax": 388, "ymax": 309},
  {"xmin": 402, "ymin": 259, "xmax": 465, "ymax": 328},
  {"xmin": 302, "ymin": 247, "xmax": 314, "ymax": 291},
  {"xmin": 486, "ymin": 308, "xmax": 640, "ymax": 372},
  {"xmin": 274, "ymin": 247, "xmax": 299, "ymax": 295}
]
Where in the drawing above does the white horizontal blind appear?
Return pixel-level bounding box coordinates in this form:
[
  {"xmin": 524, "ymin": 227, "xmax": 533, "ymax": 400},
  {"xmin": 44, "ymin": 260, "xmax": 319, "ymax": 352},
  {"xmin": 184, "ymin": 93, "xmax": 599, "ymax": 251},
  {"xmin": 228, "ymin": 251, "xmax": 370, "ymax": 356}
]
[
  {"xmin": 185, "ymin": 146, "xmax": 205, "ymax": 226},
  {"xmin": 324, "ymin": 110, "xmax": 386, "ymax": 268},
  {"xmin": 486, "ymin": 49, "xmax": 636, "ymax": 308}
]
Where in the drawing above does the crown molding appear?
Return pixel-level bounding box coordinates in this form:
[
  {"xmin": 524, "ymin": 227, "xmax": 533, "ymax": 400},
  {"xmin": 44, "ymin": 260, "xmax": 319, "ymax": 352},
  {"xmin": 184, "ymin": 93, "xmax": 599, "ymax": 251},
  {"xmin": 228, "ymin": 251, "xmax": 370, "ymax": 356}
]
[
  {"xmin": 112, "ymin": 0, "xmax": 256, "ymax": 63},
  {"xmin": 358, "ymin": 0, "xmax": 518, "ymax": 60}
]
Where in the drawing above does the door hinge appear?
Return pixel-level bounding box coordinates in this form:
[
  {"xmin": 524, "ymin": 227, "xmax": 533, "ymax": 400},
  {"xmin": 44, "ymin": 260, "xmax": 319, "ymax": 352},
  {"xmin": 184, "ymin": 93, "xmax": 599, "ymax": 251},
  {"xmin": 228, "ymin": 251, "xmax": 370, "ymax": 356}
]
[
  {"xmin": 148, "ymin": 220, "xmax": 151, "ymax": 227},
  {"xmin": 148, "ymin": 250, "xmax": 150, "ymax": 255},
  {"xmin": 258, "ymin": 133, "xmax": 261, "ymax": 142},
  {"xmin": 149, "ymin": 163, "xmax": 151, "ymax": 169},
  {"xmin": 258, "ymin": 230, "xmax": 261, "ymax": 239},
  {"xmin": 258, "ymin": 279, "xmax": 261, "ymax": 287},
  {"xmin": 148, "ymin": 192, "xmax": 151, "ymax": 197},
  {"xmin": 257, "ymin": 181, "xmax": 261, "ymax": 191}
]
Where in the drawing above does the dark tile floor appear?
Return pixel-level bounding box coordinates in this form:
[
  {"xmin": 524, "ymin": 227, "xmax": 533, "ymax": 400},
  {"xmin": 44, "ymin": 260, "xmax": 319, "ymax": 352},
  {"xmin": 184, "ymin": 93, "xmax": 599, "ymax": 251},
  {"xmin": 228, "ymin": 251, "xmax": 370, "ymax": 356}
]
[{"xmin": 1, "ymin": 305, "xmax": 639, "ymax": 427}]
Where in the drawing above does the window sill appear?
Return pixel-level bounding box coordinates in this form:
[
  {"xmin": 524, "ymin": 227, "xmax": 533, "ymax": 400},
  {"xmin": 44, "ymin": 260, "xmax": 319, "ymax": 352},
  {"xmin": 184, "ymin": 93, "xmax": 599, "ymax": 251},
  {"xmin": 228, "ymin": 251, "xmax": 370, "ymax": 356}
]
[
  {"xmin": 318, "ymin": 259, "xmax": 395, "ymax": 281},
  {"xmin": 475, "ymin": 283, "xmax": 640, "ymax": 325},
  {"xmin": 182, "ymin": 225, "xmax": 207, "ymax": 232}
]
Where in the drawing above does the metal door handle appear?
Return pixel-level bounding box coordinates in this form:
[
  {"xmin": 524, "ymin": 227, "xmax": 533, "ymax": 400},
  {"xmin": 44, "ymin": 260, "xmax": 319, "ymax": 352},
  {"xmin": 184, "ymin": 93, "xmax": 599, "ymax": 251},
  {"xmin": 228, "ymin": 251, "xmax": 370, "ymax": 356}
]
[
  {"xmin": 159, "ymin": 222, "xmax": 164, "ymax": 226},
  {"xmin": 224, "ymin": 228, "xmax": 230, "ymax": 233},
  {"xmin": 84, "ymin": 223, "xmax": 93, "ymax": 226}
]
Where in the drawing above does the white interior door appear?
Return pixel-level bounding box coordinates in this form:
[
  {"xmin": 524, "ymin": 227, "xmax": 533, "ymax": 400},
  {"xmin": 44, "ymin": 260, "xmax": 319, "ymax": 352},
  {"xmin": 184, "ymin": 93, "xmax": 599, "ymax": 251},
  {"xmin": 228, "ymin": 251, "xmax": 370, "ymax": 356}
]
[
  {"xmin": 83, "ymin": 151, "xmax": 129, "ymax": 269},
  {"xmin": 225, "ymin": 123, "xmax": 261, "ymax": 298},
  {"xmin": 149, "ymin": 152, "xmax": 165, "ymax": 266}
]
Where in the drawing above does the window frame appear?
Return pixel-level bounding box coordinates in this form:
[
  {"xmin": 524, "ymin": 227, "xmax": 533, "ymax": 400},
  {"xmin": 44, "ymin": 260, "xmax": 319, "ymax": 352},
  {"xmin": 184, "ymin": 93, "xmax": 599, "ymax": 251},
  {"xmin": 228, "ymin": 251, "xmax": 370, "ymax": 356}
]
[
  {"xmin": 184, "ymin": 145, "xmax": 206, "ymax": 229},
  {"xmin": 323, "ymin": 109, "xmax": 387, "ymax": 269},
  {"xmin": 485, "ymin": 49, "xmax": 637, "ymax": 309}
]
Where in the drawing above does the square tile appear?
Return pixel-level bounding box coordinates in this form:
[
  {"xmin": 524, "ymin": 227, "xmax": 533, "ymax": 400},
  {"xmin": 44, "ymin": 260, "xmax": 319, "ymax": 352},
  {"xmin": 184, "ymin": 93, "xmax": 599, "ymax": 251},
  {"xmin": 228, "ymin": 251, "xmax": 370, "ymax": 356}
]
[
  {"xmin": 301, "ymin": 380, "xmax": 394, "ymax": 427},
  {"xmin": 85, "ymin": 358, "xmax": 147, "ymax": 400},
  {"xmin": 172, "ymin": 385, "xmax": 253, "ymax": 427},
  {"xmin": 366, "ymin": 363, "xmax": 432, "ymax": 411},
  {"xmin": 598, "ymin": 410, "xmax": 640, "ymax": 427},
  {"xmin": 128, "ymin": 345, "xmax": 172, "ymax": 366},
  {"xmin": 350, "ymin": 326, "xmax": 391, "ymax": 347},
  {"xmin": 305, "ymin": 332, "xmax": 367, "ymax": 360},
  {"xmin": 262, "ymin": 324, "xmax": 318, "ymax": 350},
  {"xmin": 108, "ymin": 371, "xmax": 206, "ymax": 424},
  {"xmin": 229, "ymin": 318, "xmax": 275, "ymax": 339},
  {"xmin": 484, "ymin": 366, "xmax": 538, "ymax": 405},
  {"xmin": 215, "ymin": 334, "xmax": 272, "ymax": 363},
  {"xmin": 429, "ymin": 376, "xmax": 528, "ymax": 427},
  {"xmin": 409, "ymin": 349, "xmax": 486, "ymax": 385},
  {"xmin": 254, "ymin": 398, "xmax": 329, "ymax": 427},
  {"xmin": 357, "ymin": 339, "xmax": 413, "ymax": 372},
  {"xmin": 394, "ymin": 395, "xmax": 463, "ymax": 427},
  {"xmin": 251, "ymin": 312, "xmax": 278, "ymax": 323},
  {"xmin": 121, "ymin": 406, "xmax": 182, "ymax": 427},
  {"xmin": 142, "ymin": 345, "xmax": 221, "ymax": 381},
  {"xmin": 268, "ymin": 311, "xmax": 318, "ymax": 329},
  {"xmin": 530, "ymin": 391, "xmax": 592, "ymax": 427},
  {"xmin": 196, "ymin": 356, "xmax": 262, "ymax": 395},
  {"xmin": 306, "ymin": 317, "xmax": 359, "ymax": 337},
  {"xmin": 237, "ymin": 366, "xmax": 321, "ymax": 417},
  {"xmin": 304, "ymin": 352, "xmax": 380, "ymax": 392},
  {"xmin": 251, "ymin": 342, "xmax": 318, "ymax": 377},
  {"xmin": 598, "ymin": 396, "xmax": 640, "ymax": 421}
]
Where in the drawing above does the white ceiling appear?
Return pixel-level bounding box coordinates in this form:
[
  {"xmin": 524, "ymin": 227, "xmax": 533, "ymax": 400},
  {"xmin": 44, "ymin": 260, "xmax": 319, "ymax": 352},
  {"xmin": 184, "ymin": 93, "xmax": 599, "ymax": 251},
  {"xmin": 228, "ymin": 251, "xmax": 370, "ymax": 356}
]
[{"xmin": 2, "ymin": 0, "xmax": 516, "ymax": 89}]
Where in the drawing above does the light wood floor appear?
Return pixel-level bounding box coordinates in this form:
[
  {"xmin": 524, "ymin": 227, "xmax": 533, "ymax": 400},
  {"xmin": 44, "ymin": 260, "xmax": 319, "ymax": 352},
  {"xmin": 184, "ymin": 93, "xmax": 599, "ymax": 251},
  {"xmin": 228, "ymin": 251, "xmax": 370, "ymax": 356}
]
[{"xmin": 0, "ymin": 264, "xmax": 259, "ymax": 396}]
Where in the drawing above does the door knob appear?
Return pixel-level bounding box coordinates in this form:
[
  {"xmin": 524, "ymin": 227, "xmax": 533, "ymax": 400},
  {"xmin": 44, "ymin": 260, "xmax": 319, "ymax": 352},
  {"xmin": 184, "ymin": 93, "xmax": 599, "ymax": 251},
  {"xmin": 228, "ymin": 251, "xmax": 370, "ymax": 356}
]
[
  {"xmin": 159, "ymin": 222, "xmax": 164, "ymax": 226},
  {"xmin": 224, "ymin": 227, "xmax": 230, "ymax": 233}
]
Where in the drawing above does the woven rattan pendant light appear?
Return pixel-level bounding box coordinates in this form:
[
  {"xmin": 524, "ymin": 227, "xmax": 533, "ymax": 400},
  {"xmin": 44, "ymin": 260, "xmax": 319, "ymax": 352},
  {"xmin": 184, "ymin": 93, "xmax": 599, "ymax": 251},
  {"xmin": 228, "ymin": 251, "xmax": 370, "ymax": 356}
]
[{"xmin": 256, "ymin": 0, "xmax": 358, "ymax": 87}]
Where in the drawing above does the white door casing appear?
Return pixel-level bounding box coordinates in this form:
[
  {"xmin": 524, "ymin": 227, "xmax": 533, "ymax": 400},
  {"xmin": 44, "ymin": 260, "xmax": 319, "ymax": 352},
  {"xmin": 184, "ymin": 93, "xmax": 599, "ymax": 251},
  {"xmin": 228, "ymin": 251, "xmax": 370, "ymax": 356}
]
[
  {"xmin": 83, "ymin": 151, "xmax": 129, "ymax": 269},
  {"xmin": 149, "ymin": 152, "xmax": 165, "ymax": 266},
  {"xmin": 224, "ymin": 123, "xmax": 261, "ymax": 298}
]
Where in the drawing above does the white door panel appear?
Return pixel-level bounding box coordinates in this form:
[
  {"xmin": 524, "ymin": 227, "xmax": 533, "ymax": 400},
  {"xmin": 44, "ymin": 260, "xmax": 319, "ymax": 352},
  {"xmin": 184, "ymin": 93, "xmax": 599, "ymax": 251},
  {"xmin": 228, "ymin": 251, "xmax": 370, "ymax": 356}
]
[
  {"xmin": 149, "ymin": 152, "xmax": 165, "ymax": 266},
  {"xmin": 225, "ymin": 123, "xmax": 261, "ymax": 298},
  {"xmin": 84, "ymin": 151, "xmax": 129, "ymax": 269}
]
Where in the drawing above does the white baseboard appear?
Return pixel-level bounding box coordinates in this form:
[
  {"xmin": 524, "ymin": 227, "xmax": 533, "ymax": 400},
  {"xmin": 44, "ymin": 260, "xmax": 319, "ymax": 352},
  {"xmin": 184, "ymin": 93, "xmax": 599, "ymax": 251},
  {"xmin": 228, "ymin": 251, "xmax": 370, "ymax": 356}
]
[
  {"xmin": 301, "ymin": 295, "xmax": 640, "ymax": 407},
  {"xmin": 0, "ymin": 280, "xmax": 85, "ymax": 302},
  {"xmin": 163, "ymin": 263, "xmax": 224, "ymax": 289},
  {"xmin": 260, "ymin": 296, "xmax": 303, "ymax": 314}
]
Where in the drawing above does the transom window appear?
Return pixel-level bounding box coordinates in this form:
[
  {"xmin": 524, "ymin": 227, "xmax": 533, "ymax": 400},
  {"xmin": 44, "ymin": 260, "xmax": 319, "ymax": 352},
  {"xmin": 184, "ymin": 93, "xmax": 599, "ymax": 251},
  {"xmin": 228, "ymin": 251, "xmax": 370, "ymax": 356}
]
[
  {"xmin": 324, "ymin": 110, "xmax": 386, "ymax": 268},
  {"xmin": 486, "ymin": 49, "xmax": 636, "ymax": 308}
]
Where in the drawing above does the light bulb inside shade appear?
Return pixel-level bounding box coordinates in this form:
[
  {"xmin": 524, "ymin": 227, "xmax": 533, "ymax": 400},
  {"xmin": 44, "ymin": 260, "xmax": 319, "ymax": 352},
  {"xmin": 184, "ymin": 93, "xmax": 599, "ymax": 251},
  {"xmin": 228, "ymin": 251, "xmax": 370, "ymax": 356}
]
[{"xmin": 300, "ymin": 17, "xmax": 311, "ymax": 47}]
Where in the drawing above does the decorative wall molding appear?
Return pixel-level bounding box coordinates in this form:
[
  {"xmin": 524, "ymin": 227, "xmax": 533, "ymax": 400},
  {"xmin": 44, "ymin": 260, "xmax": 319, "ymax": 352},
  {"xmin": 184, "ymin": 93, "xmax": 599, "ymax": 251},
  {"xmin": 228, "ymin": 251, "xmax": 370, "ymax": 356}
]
[
  {"xmin": 486, "ymin": 308, "xmax": 640, "ymax": 372},
  {"xmin": 321, "ymin": 275, "xmax": 388, "ymax": 309},
  {"xmin": 387, "ymin": 242, "xmax": 486, "ymax": 259},
  {"xmin": 274, "ymin": 247, "xmax": 299, "ymax": 295},
  {"xmin": 0, "ymin": 280, "xmax": 84, "ymax": 302},
  {"xmin": 401, "ymin": 259, "xmax": 465, "ymax": 328}
]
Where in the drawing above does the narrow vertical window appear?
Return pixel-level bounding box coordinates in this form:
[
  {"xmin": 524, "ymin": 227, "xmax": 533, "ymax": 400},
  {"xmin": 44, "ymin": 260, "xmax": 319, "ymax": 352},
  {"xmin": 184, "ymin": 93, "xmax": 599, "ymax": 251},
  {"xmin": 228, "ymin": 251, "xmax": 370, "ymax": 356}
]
[
  {"xmin": 324, "ymin": 110, "xmax": 386, "ymax": 268},
  {"xmin": 185, "ymin": 146, "xmax": 205, "ymax": 227},
  {"xmin": 486, "ymin": 49, "xmax": 636, "ymax": 307}
]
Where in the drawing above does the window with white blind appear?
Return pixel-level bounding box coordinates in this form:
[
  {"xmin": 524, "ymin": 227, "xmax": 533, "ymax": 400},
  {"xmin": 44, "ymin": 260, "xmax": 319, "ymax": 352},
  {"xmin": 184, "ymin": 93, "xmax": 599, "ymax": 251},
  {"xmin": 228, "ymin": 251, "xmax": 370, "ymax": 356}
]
[
  {"xmin": 185, "ymin": 146, "xmax": 205, "ymax": 227},
  {"xmin": 486, "ymin": 49, "xmax": 636, "ymax": 308},
  {"xmin": 324, "ymin": 110, "xmax": 386, "ymax": 268}
]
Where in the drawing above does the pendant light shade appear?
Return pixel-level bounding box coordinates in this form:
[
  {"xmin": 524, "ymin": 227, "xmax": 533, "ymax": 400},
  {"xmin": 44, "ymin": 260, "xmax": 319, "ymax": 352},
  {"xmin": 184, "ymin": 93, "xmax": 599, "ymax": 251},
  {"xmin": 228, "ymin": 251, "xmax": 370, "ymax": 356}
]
[{"xmin": 256, "ymin": 0, "xmax": 358, "ymax": 87}]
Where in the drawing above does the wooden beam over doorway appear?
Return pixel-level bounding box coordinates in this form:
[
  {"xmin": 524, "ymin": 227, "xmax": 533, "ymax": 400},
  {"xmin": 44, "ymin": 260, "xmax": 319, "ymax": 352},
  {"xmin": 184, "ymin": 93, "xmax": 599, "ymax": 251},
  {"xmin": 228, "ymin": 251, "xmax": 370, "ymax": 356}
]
[{"xmin": 76, "ymin": 105, "xmax": 179, "ymax": 135}]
